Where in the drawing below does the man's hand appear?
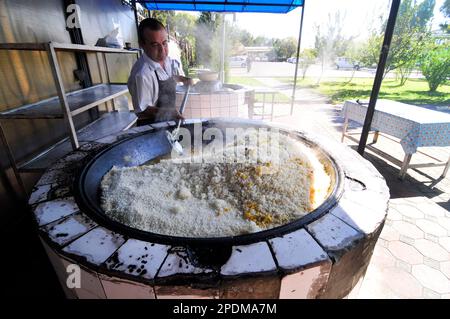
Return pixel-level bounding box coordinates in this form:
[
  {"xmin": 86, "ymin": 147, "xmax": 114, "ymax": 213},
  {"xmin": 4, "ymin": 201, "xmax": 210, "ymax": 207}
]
[
  {"xmin": 140, "ymin": 106, "xmax": 184, "ymax": 122},
  {"xmin": 171, "ymin": 108, "xmax": 185, "ymax": 121},
  {"xmin": 153, "ymin": 107, "xmax": 184, "ymax": 122},
  {"xmin": 138, "ymin": 106, "xmax": 159, "ymax": 119},
  {"xmin": 175, "ymin": 75, "xmax": 194, "ymax": 86},
  {"xmin": 185, "ymin": 77, "xmax": 194, "ymax": 86},
  {"xmin": 141, "ymin": 106, "xmax": 159, "ymax": 117}
]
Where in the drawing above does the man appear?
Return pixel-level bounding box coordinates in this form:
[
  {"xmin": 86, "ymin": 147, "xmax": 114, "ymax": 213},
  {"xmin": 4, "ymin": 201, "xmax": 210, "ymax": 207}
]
[{"xmin": 128, "ymin": 18, "xmax": 192, "ymax": 125}]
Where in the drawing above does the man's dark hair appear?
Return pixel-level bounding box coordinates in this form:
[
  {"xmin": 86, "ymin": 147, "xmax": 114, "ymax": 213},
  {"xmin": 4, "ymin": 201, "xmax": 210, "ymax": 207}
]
[{"xmin": 138, "ymin": 18, "xmax": 166, "ymax": 44}]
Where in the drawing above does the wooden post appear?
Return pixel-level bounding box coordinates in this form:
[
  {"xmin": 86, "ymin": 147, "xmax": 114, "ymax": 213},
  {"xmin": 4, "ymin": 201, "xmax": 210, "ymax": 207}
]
[
  {"xmin": 442, "ymin": 156, "xmax": 450, "ymax": 178},
  {"xmin": 373, "ymin": 130, "xmax": 379, "ymax": 144},
  {"xmin": 399, "ymin": 153, "xmax": 412, "ymax": 180},
  {"xmin": 341, "ymin": 114, "xmax": 349, "ymax": 143}
]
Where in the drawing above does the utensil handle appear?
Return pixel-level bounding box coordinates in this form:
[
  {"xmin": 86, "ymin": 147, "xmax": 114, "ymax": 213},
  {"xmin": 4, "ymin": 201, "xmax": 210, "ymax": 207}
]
[
  {"xmin": 175, "ymin": 85, "xmax": 190, "ymax": 133},
  {"xmin": 179, "ymin": 85, "xmax": 190, "ymax": 116}
]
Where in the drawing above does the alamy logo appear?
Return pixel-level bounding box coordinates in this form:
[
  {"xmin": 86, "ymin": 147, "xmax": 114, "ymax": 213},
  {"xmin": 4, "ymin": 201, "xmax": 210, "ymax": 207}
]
[
  {"xmin": 66, "ymin": 264, "xmax": 81, "ymax": 288},
  {"xmin": 169, "ymin": 123, "xmax": 281, "ymax": 165},
  {"xmin": 66, "ymin": 4, "xmax": 81, "ymax": 28}
]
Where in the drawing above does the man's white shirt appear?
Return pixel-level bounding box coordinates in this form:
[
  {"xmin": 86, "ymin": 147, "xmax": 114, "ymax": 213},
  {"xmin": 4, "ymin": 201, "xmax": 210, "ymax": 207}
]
[{"xmin": 127, "ymin": 52, "xmax": 183, "ymax": 113}]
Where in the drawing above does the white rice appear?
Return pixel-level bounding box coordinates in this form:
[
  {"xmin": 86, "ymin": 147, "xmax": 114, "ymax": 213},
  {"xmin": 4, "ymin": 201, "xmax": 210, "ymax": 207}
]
[{"xmin": 100, "ymin": 132, "xmax": 331, "ymax": 237}]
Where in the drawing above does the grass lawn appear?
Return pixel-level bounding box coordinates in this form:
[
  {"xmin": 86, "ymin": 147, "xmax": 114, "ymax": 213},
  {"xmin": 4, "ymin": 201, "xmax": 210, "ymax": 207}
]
[
  {"xmin": 253, "ymin": 91, "xmax": 292, "ymax": 103},
  {"xmin": 281, "ymin": 77, "xmax": 450, "ymax": 106},
  {"xmin": 227, "ymin": 76, "xmax": 265, "ymax": 87}
]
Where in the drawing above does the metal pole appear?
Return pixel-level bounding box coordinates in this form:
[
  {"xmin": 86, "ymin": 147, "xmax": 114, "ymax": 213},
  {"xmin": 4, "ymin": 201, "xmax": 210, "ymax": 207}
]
[
  {"xmin": 290, "ymin": 2, "xmax": 306, "ymax": 115},
  {"xmin": 132, "ymin": 0, "xmax": 140, "ymax": 40},
  {"xmin": 357, "ymin": 0, "xmax": 401, "ymax": 155},
  {"xmin": 46, "ymin": 42, "xmax": 79, "ymax": 149},
  {"xmin": 220, "ymin": 13, "xmax": 226, "ymax": 83}
]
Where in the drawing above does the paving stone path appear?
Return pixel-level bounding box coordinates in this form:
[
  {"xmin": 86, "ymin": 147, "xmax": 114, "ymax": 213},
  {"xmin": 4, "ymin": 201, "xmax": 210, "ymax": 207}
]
[{"xmin": 243, "ymin": 79, "xmax": 450, "ymax": 298}]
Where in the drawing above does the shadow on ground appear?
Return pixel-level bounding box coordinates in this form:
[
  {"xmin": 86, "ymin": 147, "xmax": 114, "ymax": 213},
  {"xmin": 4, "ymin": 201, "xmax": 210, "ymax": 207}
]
[{"xmin": 0, "ymin": 203, "xmax": 64, "ymax": 298}]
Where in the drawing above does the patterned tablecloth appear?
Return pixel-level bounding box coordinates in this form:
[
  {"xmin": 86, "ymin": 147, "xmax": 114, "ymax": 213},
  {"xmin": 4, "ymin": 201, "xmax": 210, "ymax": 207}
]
[{"xmin": 341, "ymin": 100, "xmax": 450, "ymax": 154}]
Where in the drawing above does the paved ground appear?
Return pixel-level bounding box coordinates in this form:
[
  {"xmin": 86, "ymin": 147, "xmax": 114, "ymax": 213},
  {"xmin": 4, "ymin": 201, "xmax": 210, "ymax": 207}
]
[{"xmin": 244, "ymin": 78, "xmax": 450, "ymax": 298}]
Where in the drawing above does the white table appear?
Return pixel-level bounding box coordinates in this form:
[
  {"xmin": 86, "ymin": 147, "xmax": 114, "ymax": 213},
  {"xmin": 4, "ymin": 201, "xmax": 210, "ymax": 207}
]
[{"xmin": 341, "ymin": 100, "xmax": 450, "ymax": 179}]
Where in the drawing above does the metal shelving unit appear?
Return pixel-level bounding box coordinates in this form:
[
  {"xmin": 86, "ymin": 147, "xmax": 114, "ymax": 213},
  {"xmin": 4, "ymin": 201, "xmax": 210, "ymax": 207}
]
[
  {"xmin": 0, "ymin": 42, "xmax": 140, "ymax": 194},
  {"xmin": 0, "ymin": 84, "xmax": 129, "ymax": 119}
]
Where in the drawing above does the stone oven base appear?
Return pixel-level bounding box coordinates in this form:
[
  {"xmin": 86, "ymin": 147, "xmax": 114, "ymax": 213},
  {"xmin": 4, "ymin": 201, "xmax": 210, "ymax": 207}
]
[
  {"xmin": 175, "ymin": 86, "xmax": 246, "ymax": 119},
  {"xmin": 30, "ymin": 119, "xmax": 389, "ymax": 299}
]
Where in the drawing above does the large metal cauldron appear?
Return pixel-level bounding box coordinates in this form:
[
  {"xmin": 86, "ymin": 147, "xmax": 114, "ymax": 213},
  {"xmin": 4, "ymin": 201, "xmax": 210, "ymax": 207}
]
[{"xmin": 74, "ymin": 120, "xmax": 344, "ymax": 266}]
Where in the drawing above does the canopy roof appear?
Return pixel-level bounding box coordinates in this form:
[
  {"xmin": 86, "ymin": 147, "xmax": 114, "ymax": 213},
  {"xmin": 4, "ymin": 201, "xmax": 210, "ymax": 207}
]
[{"xmin": 140, "ymin": 0, "xmax": 304, "ymax": 13}]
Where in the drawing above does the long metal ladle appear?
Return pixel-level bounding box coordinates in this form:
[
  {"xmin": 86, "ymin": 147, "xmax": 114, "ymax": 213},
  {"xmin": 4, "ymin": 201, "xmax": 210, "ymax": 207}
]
[{"xmin": 166, "ymin": 84, "xmax": 191, "ymax": 155}]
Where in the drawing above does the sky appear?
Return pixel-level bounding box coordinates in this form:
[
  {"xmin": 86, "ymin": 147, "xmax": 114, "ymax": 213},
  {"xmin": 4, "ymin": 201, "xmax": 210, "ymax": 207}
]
[{"xmin": 231, "ymin": 0, "xmax": 447, "ymax": 48}]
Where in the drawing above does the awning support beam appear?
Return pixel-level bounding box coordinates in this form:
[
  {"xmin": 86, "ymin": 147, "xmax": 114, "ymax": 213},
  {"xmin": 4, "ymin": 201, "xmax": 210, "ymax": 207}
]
[
  {"xmin": 138, "ymin": 1, "xmax": 303, "ymax": 8},
  {"xmin": 357, "ymin": 0, "xmax": 401, "ymax": 155},
  {"xmin": 290, "ymin": 0, "xmax": 306, "ymax": 115},
  {"xmin": 132, "ymin": 0, "xmax": 140, "ymax": 42}
]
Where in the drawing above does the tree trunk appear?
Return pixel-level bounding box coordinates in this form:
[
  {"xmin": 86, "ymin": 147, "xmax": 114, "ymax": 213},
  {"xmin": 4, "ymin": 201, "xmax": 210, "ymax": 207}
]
[
  {"xmin": 316, "ymin": 58, "xmax": 325, "ymax": 85},
  {"xmin": 345, "ymin": 68, "xmax": 356, "ymax": 84}
]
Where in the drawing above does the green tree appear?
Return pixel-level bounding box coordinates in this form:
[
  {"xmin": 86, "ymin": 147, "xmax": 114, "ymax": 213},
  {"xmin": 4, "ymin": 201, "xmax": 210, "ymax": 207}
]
[
  {"xmin": 396, "ymin": 59, "xmax": 418, "ymax": 85},
  {"xmin": 149, "ymin": 10, "xmax": 174, "ymax": 27},
  {"xmin": 442, "ymin": 0, "xmax": 450, "ymax": 16},
  {"xmin": 314, "ymin": 25, "xmax": 328, "ymax": 84},
  {"xmin": 314, "ymin": 12, "xmax": 354, "ymax": 60},
  {"xmin": 440, "ymin": 0, "xmax": 450, "ymax": 33},
  {"xmin": 413, "ymin": 0, "xmax": 436, "ymax": 29},
  {"xmin": 345, "ymin": 42, "xmax": 367, "ymax": 83},
  {"xmin": 195, "ymin": 12, "xmax": 222, "ymax": 69},
  {"xmin": 253, "ymin": 36, "xmax": 272, "ymax": 46},
  {"xmin": 273, "ymin": 37, "xmax": 297, "ymax": 61},
  {"xmin": 358, "ymin": 0, "xmax": 435, "ymax": 82},
  {"xmin": 298, "ymin": 49, "xmax": 317, "ymax": 79},
  {"xmin": 238, "ymin": 29, "xmax": 255, "ymax": 47},
  {"xmin": 170, "ymin": 13, "xmax": 197, "ymax": 70},
  {"xmin": 227, "ymin": 25, "xmax": 256, "ymax": 55},
  {"xmin": 420, "ymin": 43, "xmax": 450, "ymax": 91},
  {"xmin": 170, "ymin": 13, "xmax": 196, "ymax": 38},
  {"xmin": 385, "ymin": 0, "xmax": 429, "ymax": 77},
  {"xmin": 314, "ymin": 11, "xmax": 355, "ymax": 83}
]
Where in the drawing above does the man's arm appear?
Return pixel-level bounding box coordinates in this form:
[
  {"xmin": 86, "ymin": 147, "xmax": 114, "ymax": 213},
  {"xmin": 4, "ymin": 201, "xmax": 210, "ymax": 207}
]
[
  {"xmin": 171, "ymin": 58, "xmax": 193, "ymax": 86},
  {"xmin": 138, "ymin": 105, "xmax": 159, "ymax": 118},
  {"xmin": 132, "ymin": 72, "xmax": 158, "ymax": 114},
  {"xmin": 174, "ymin": 75, "xmax": 194, "ymax": 86},
  {"xmin": 138, "ymin": 105, "xmax": 184, "ymax": 121}
]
